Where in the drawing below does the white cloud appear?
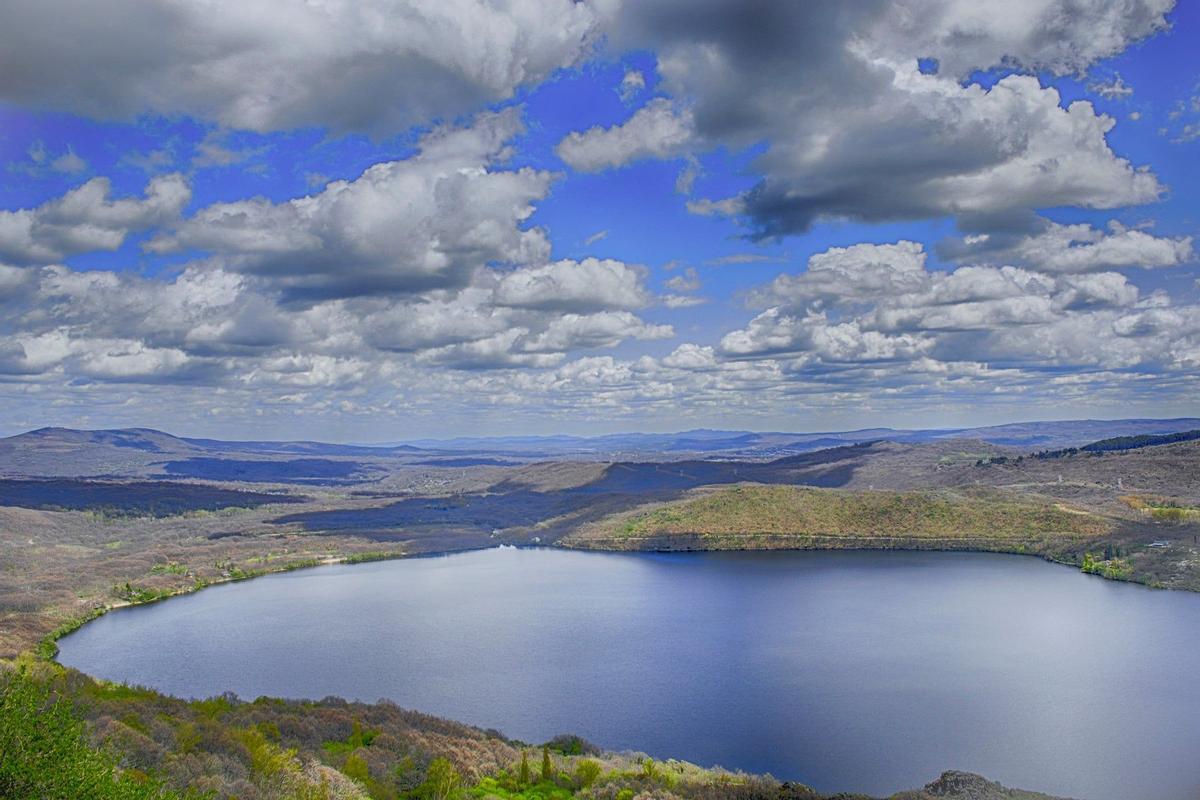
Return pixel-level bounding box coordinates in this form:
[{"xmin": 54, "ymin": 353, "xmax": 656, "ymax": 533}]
[
  {"xmin": 943, "ymin": 219, "xmax": 1193, "ymax": 273},
  {"xmin": 721, "ymin": 239, "xmax": 1190, "ymax": 379},
  {"xmin": 664, "ymin": 267, "xmax": 700, "ymax": 292},
  {"xmin": 493, "ymin": 258, "xmax": 650, "ymax": 312},
  {"xmin": 148, "ymin": 110, "xmax": 554, "ymax": 303},
  {"xmin": 0, "ymin": 174, "xmax": 189, "ymax": 264},
  {"xmin": 878, "ymin": 0, "xmax": 1172, "ymax": 78},
  {"xmin": 556, "ymin": 98, "xmax": 694, "ymax": 172},
  {"xmin": 619, "ymin": 68, "xmax": 646, "ymax": 102},
  {"xmin": 661, "ymin": 294, "xmax": 708, "ymax": 309},
  {"xmin": 1089, "ymin": 74, "xmax": 1134, "ymax": 100},
  {"xmin": 521, "ymin": 311, "xmax": 672, "ymax": 353},
  {"xmin": 50, "ymin": 148, "xmax": 87, "ymax": 175}
]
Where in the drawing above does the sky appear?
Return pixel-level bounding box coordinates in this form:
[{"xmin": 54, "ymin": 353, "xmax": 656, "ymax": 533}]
[{"xmin": 0, "ymin": 0, "xmax": 1198, "ymax": 441}]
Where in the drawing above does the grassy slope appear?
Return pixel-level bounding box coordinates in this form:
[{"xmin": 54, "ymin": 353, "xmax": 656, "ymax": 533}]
[
  {"xmin": 1, "ymin": 661, "xmax": 1072, "ymax": 800},
  {"xmin": 572, "ymin": 484, "xmax": 1108, "ymax": 547},
  {"xmin": 564, "ymin": 485, "xmax": 1150, "ymax": 586}
]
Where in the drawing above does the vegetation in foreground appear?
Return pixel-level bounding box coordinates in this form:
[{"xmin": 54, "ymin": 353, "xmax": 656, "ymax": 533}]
[{"xmin": 0, "ymin": 662, "xmax": 1070, "ymax": 800}]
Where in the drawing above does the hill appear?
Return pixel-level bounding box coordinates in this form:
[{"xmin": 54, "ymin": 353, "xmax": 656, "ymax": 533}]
[
  {"xmin": 566, "ymin": 484, "xmax": 1110, "ymax": 554},
  {"xmin": 4, "ymin": 417, "xmax": 1200, "ymax": 481}
]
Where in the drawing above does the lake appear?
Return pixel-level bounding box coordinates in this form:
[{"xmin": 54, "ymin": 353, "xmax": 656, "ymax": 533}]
[{"xmin": 57, "ymin": 548, "xmax": 1200, "ymax": 800}]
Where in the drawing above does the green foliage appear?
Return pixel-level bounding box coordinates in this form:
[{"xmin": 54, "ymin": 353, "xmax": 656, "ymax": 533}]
[
  {"xmin": 114, "ymin": 582, "xmax": 178, "ymax": 604},
  {"xmin": 544, "ymin": 734, "xmax": 594, "ymax": 756},
  {"xmin": 467, "ymin": 777, "xmax": 573, "ymax": 800},
  {"xmin": 343, "ymin": 551, "xmax": 401, "ymax": 564},
  {"xmin": 541, "ymin": 747, "xmax": 553, "ymax": 782},
  {"xmin": 0, "ymin": 668, "xmax": 183, "ymax": 800},
  {"xmin": 518, "ymin": 750, "xmax": 531, "ymax": 786},
  {"xmin": 342, "ymin": 753, "xmax": 371, "ymax": 783},
  {"xmin": 1081, "ymin": 552, "xmax": 1131, "ymax": 580},
  {"xmin": 174, "ymin": 721, "xmax": 201, "ymax": 755},
  {"xmin": 191, "ymin": 694, "xmax": 235, "ymax": 719},
  {"xmin": 574, "ymin": 759, "xmax": 601, "ymax": 789},
  {"xmin": 324, "ymin": 719, "xmax": 380, "ymax": 757},
  {"xmin": 35, "ymin": 605, "xmax": 108, "ymax": 660},
  {"xmin": 417, "ymin": 757, "xmax": 461, "ymax": 800}
]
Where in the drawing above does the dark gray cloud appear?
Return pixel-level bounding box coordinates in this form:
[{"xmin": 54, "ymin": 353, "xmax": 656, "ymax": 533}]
[
  {"xmin": 569, "ymin": 0, "xmax": 1173, "ymax": 236},
  {"xmin": 0, "ymin": 0, "xmax": 610, "ymax": 136}
]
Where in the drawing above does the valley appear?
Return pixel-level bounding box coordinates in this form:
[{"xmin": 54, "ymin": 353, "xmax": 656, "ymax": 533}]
[{"xmin": 2, "ymin": 419, "xmax": 1199, "ymax": 800}]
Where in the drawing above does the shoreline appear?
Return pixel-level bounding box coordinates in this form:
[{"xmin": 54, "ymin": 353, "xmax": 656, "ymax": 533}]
[
  {"xmin": 13, "ymin": 537, "xmax": 1167, "ymax": 800},
  {"xmin": 34, "ymin": 531, "xmax": 1171, "ymax": 666}
]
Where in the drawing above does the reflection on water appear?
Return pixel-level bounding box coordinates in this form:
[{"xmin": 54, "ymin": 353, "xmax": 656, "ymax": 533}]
[{"xmin": 59, "ymin": 548, "xmax": 1200, "ymax": 800}]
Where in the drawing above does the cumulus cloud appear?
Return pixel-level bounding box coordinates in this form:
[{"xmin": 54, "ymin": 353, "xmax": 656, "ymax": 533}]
[
  {"xmin": 941, "ymin": 218, "xmax": 1194, "ymax": 273},
  {"xmin": 148, "ymin": 110, "xmax": 554, "ymax": 304},
  {"xmin": 724, "ymin": 240, "xmax": 1190, "ymax": 376},
  {"xmin": 493, "ymin": 258, "xmax": 651, "ymax": 312},
  {"xmin": 0, "ymin": 0, "xmax": 612, "ymax": 135},
  {"xmin": 0, "ymin": 0, "xmax": 1194, "ymax": 432},
  {"xmin": 581, "ymin": 0, "xmax": 1172, "ymax": 235},
  {"xmin": 520, "ymin": 311, "xmax": 672, "ymax": 354},
  {"xmin": 875, "ymin": 0, "xmax": 1173, "ymax": 77},
  {"xmin": 0, "ymin": 174, "xmax": 189, "ymax": 264},
  {"xmin": 556, "ymin": 98, "xmax": 694, "ymax": 172},
  {"xmin": 0, "ymin": 251, "xmax": 671, "ymax": 385}
]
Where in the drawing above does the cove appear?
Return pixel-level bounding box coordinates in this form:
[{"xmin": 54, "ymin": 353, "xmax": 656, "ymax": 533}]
[{"xmin": 57, "ymin": 548, "xmax": 1200, "ymax": 800}]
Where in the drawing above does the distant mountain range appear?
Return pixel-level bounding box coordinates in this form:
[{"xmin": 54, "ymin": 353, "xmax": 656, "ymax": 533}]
[
  {"xmin": 1, "ymin": 418, "xmax": 1199, "ymax": 481},
  {"xmin": 391, "ymin": 417, "xmax": 1200, "ymax": 455}
]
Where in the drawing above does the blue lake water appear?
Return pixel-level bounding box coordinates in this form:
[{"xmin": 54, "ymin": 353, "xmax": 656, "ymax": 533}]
[{"xmin": 57, "ymin": 548, "xmax": 1200, "ymax": 799}]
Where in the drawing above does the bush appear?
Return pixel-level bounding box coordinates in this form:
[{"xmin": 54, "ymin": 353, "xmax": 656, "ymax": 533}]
[
  {"xmin": 574, "ymin": 759, "xmax": 602, "ymax": 789},
  {"xmin": 0, "ymin": 668, "xmax": 183, "ymax": 799}
]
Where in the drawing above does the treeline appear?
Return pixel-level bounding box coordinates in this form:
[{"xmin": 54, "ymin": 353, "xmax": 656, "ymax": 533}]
[
  {"xmin": 1027, "ymin": 428, "xmax": 1200, "ymax": 461},
  {"xmin": 1080, "ymin": 429, "xmax": 1200, "ymax": 453}
]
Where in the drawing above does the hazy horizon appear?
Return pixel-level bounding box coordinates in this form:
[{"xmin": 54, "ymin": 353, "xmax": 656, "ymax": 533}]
[{"xmin": 5, "ymin": 413, "xmax": 1200, "ymax": 447}]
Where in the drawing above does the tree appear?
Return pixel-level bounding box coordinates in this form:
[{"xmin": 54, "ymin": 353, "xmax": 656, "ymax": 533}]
[
  {"xmin": 418, "ymin": 758, "xmax": 460, "ymax": 800},
  {"xmin": 540, "ymin": 746, "xmax": 553, "ymax": 782},
  {"xmin": 342, "ymin": 753, "xmax": 370, "ymax": 784},
  {"xmin": 518, "ymin": 751, "xmax": 531, "ymax": 786}
]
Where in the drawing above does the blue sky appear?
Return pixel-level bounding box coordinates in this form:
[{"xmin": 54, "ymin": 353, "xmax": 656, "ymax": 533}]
[{"xmin": 0, "ymin": 0, "xmax": 1197, "ymax": 440}]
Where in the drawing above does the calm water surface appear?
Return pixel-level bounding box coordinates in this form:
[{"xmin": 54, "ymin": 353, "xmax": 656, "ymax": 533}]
[{"xmin": 58, "ymin": 548, "xmax": 1200, "ymax": 800}]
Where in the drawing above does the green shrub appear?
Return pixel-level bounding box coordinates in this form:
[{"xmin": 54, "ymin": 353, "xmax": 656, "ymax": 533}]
[
  {"xmin": 0, "ymin": 668, "xmax": 183, "ymax": 800},
  {"xmin": 574, "ymin": 759, "xmax": 602, "ymax": 788}
]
